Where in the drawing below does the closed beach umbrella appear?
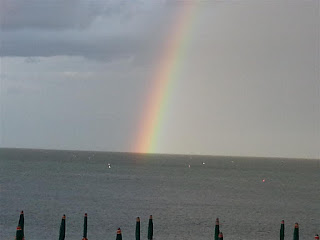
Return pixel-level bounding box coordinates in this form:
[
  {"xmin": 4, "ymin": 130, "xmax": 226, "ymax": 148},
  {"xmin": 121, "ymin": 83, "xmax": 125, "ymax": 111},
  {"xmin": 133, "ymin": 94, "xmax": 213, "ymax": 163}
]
[
  {"xmin": 15, "ymin": 225, "xmax": 23, "ymax": 240},
  {"xmin": 218, "ymin": 232, "xmax": 223, "ymax": 240},
  {"xmin": 82, "ymin": 213, "xmax": 88, "ymax": 240},
  {"xmin": 18, "ymin": 211, "xmax": 24, "ymax": 239},
  {"xmin": 314, "ymin": 234, "xmax": 319, "ymax": 239},
  {"xmin": 135, "ymin": 217, "xmax": 140, "ymax": 240},
  {"xmin": 293, "ymin": 223, "xmax": 299, "ymax": 240},
  {"xmin": 116, "ymin": 228, "xmax": 122, "ymax": 240},
  {"xmin": 280, "ymin": 220, "xmax": 285, "ymax": 240},
  {"xmin": 215, "ymin": 218, "xmax": 219, "ymax": 240},
  {"xmin": 59, "ymin": 215, "xmax": 66, "ymax": 240},
  {"xmin": 148, "ymin": 215, "xmax": 153, "ymax": 240}
]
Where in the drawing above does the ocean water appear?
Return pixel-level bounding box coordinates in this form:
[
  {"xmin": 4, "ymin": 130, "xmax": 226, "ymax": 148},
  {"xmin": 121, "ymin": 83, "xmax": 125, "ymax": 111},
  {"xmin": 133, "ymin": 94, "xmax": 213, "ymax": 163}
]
[{"xmin": 0, "ymin": 149, "xmax": 319, "ymax": 240}]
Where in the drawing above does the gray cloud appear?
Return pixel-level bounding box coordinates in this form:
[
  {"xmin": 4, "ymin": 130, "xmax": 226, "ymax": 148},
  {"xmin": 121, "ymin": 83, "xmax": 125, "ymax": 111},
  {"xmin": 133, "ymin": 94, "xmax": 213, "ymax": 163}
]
[
  {"xmin": 24, "ymin": 57, "xmax": 41, "ymax": 63},
  {"xmin": 1, "ymin": 0, "xmax": 319, "ymax": 158}
]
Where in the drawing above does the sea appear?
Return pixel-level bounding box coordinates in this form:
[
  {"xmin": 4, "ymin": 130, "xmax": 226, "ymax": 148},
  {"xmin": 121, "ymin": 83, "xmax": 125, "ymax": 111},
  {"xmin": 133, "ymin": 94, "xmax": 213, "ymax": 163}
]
[{"xmin": 0, "ymin": 148, "xmax": 319, "ymax": 240}]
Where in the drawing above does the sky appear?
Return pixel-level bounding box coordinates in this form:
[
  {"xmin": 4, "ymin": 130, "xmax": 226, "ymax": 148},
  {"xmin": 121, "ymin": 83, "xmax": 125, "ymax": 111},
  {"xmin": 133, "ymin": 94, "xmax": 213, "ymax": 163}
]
[{"xmin": 0, "ymin": 0, "xmax": 319, "ymax": 159}]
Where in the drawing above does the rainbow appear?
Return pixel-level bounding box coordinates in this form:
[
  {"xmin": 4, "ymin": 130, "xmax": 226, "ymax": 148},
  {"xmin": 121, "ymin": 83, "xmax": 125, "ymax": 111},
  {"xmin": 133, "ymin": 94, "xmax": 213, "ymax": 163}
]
[{"xmin": 133, "ymin": 2, "xmax": 200, "ymax": 153}]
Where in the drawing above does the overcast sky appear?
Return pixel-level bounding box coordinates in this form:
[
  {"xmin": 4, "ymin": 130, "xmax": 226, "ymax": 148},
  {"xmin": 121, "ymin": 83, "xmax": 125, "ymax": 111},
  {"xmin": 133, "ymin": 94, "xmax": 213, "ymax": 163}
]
[{"xmin": 0, "ymin": 0, "xmax": 319, "ymax": 159}]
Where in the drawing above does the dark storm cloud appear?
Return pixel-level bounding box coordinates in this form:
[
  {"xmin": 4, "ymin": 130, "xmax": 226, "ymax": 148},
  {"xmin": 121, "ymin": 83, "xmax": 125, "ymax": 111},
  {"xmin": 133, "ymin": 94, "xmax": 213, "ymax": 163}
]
[
  {"xmin": 1, "ymin": 0, "xmax": 96, "ymax": 30},
  {"xmin": 0, "ymin": 0, "xmax": 153, "ymax": 30},
  {"xmin": 0, "ymin": 0, "xmax": 168, "ymax": 61},
  {"xmin": 1, "ymin": 30, "xmax": 147, "ymax": 61}
]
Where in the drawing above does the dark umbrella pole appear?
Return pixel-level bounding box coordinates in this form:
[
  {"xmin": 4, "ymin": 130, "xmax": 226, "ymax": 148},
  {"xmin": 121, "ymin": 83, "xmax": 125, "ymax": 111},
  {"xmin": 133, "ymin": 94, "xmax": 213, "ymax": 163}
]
[
  {"xmin": 148, "ymin": 215, "xmax": 153, "ymax": 240},
  {"xmin": 18, "ymin": 211, "xmax": 24, "ymax": 239},
  {"xmin": 15, "ymin": 225, "xmax": 24, "ymax": 240},
  {"xmin": 59, "ymin": 215, "xmax": 66, "ymax": 240},
  {"xmin": 293, "ymin": 223, "xmax": 299, "ymax": 240},
  {"xmin": 135, "ymin": 217, "xmax": 140, "ymax": 240},
  {"xmin": 218, "ymin": 232, "xmax": 223, "ymax": 240},
  {"xmin": 215, "ymin": 218, "xmax": 220, "ymax": 240},
  {"xmin": 280, "ymin": 220, "xmax": 285, "ymax": 240},
  {"xmin": 82, "ymin": 213, "xmax": 88, "ymax": 240},
  {"xmin": 116, "ymin": 228, "xmax": 122, "ymax": 240}
]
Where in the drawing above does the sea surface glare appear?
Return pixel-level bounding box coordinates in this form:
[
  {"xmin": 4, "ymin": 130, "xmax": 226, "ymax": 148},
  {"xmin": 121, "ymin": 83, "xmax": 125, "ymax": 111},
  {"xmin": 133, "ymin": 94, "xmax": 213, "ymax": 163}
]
[{"xmin": 0, "ymin": 149, "xmax": 319, "ymax": 240}]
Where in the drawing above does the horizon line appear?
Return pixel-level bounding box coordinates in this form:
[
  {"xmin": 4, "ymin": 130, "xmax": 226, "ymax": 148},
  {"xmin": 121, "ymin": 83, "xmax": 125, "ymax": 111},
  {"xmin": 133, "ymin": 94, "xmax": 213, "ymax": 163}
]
[{"xmin": 0, "ymin": 147, "xmax": 319, "ymax": 161}]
